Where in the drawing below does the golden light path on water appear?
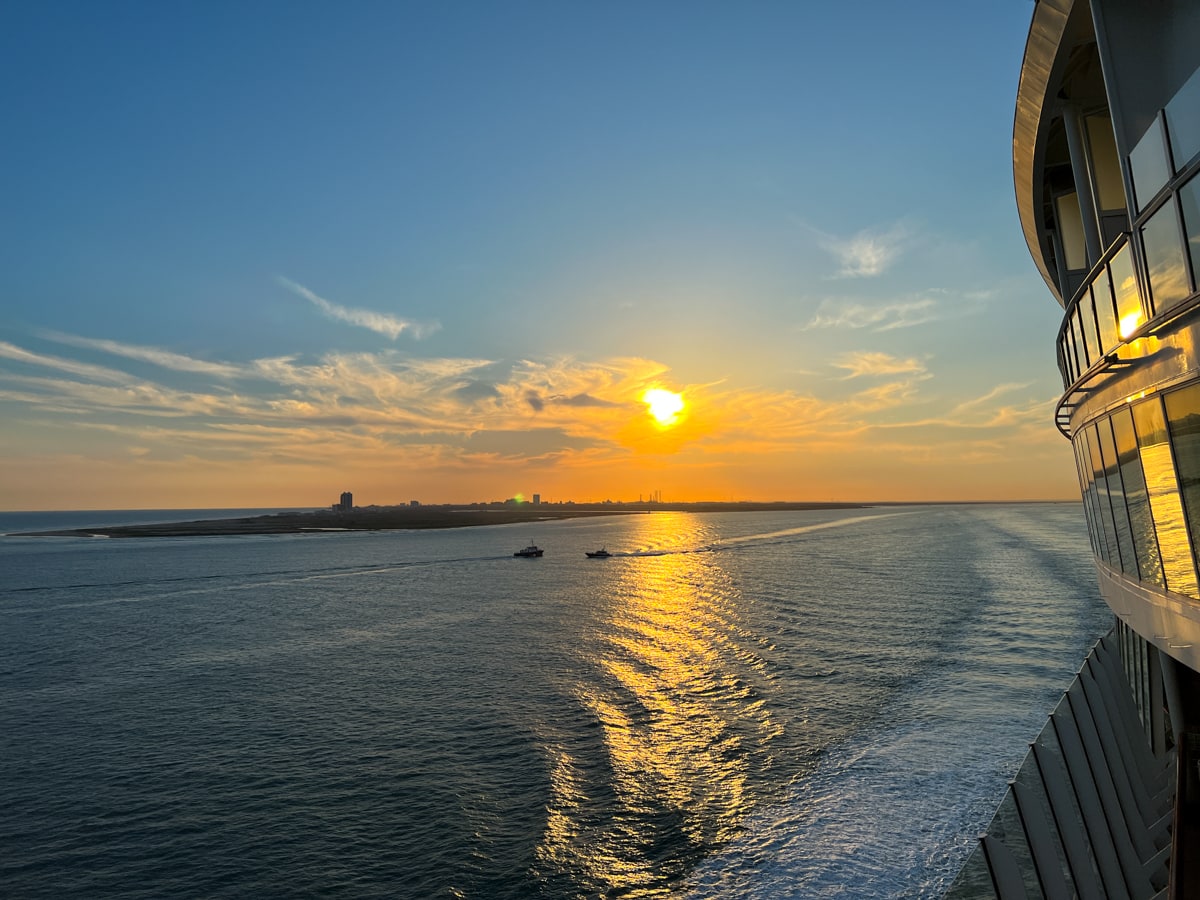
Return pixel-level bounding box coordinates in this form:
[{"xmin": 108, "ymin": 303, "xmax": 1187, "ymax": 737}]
[{"xmin": 534, "ymin": 511, "xmax": 850, "ymax": 894}]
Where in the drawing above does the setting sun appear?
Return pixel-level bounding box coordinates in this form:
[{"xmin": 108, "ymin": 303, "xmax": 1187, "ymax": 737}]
[{"xmin": 642, "ymin": 388, "xmax": 685, "ymax": 426}]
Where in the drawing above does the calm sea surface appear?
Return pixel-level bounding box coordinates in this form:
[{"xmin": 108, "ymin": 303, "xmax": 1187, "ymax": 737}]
[{"xmin": 0, "ymin": 504, "xmax": 1109, "ymax": 898}]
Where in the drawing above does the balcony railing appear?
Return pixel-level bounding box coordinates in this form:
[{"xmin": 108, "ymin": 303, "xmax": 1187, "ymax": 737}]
[{"xmin": 1054, "ymin": 161, "xmax": 1200, "ymax": 438}]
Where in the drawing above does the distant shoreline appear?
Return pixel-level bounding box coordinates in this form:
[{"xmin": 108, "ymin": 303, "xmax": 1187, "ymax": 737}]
[{"xmin": 15, "ymin": 501, "xmax": 869, "ymax": 538}]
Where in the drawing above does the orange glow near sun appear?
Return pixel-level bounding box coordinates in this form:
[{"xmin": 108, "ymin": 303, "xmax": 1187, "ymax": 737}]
[{"xmin": 642, "ymin": 388, "xmax": 685, "ymax": 426}]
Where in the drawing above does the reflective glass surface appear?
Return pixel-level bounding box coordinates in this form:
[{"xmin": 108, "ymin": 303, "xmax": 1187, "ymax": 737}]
[
  {"xmin": 1133, "ymin": 396, "xmax": 1199, "ymax": 597},
  {"xmin": 1178, "ymin": 174, "xmax": 1200, "ymax": 294},
  {"xmin": 1080, "ymin": 291, "xmax": 1102, "ymax": 367},
  {"xmin": 1165, "ymin": 385, "xmax": 1200, "ymax": 583},
  {"xmin": 1109, "ymin": 245, "xmax": 1144, "ymax": 339},
  {"xmin": 1166, "ymin": 66, "xmax": 1200, "ymax": 173},
  {"xmin": 1067, "ymin": 319, "xmax": 1082, "ymax": 380},
  {"xmin": 1098, "ymin": 417, "xmax": 1138, "ymax": 576},
  {"xmin": 1071, "ymin": 308, "xmax": 1088, "ymax": 373},
  {"xmin": 1142, "ymin": 198, "xmax": 1190, "ymax": 313},
  {"xmin": 1093, "ymin": 269, "xmax": 1120, "ymax": 354},
  {"xmin": 1113, "ymin": 408, "xmax": 1164, "ymax": 587},
  {"xmin": 1076, "ymin": 438, "xmax": 1103, "ymax": 559},
  {"xmin": 1085, "ymin": 425, "xmax": 1120, "ymax": 568},
  {"xmin": 1130, "ymin": 118, "xmax": 1171, "ymax": 213},
  {"xmin": 1057, "ymin": 192, "xmax": 1088, "ymax": 270},
  {"xmin": 1087, "ymin": 114, "xmax": 1126, "ymax": 212}
]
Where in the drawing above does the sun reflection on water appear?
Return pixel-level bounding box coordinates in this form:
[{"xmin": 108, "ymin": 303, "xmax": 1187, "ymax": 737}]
[{"xmin": 535, "ymin": 513, "xmax": 779, "ymax": 894}]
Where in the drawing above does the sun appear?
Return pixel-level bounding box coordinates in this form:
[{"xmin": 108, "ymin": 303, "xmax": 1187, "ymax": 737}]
[{"xmin": 642, "ymin": 388, "xmax": 685, "ymax": 426}]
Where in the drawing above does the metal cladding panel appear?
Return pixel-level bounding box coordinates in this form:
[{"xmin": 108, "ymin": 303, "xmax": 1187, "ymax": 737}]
[
  {"xmin": 1014, "ymin": 0, "xmax": 1074, "ymax": 307},
  {"xmin": 1097, "ymin": 563, "xmax": 1200, "ymax": 675}
]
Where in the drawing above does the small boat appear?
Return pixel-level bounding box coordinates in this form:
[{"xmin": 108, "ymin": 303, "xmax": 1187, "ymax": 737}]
[
  {"xmin": 586, "ymin": 548, "xmax": 611, "ymax": 558},
  {"xmin": 514, "ymin": 544, "xmax": 544, "ymax": 558}
]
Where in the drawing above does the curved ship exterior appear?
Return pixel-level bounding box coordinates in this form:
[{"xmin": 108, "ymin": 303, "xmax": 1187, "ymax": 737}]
[{"xmin": 953, "ymin": 3, "xmax": 1200, "ymax": 896}]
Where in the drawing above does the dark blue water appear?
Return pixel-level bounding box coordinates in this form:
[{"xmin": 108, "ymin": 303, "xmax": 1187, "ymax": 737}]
[{"xmin": 0, "ymin": 504, "xmax": 1109, "ymax": 898}]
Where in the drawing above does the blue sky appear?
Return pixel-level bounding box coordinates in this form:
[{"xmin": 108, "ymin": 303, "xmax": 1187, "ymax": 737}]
[{"xmin": 0, "ymin": 1, "xmax": 1074, "ymax": 509}]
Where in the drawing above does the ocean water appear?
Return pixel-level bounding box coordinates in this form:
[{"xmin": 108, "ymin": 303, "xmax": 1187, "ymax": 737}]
[{"xmin": 0, "ymin": 504, "xmax": 1109, "ymax": 898}]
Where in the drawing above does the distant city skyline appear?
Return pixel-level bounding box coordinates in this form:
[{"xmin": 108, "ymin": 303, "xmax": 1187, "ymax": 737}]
[{"xmin": 0, "ymin": 2, "xmax": 1074, "ymax": 510}]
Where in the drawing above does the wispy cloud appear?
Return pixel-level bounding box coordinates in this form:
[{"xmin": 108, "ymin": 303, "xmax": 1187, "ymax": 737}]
[
  {"xmin": 833, "ymin": 351, "xmax": 928, "ymax": 379},
  {"xmin": 0, "ymin": 330, "xmax": 1072, "ymax": 504},
  {"xmin": 849, "ymin": 379, "xmax": 925, "ymax": 412},
  {"xmin": 0, "ymin": 340, "xmax": 134, "ymax": 384},
  {"xmin": 821, "ymin": 225, "xmax": 908, "ymax": 278},
  {"xmin": 278, "ymin": 277, "xmax": 440, "ymax": 340},
  {"xmin": 41, "ymin": 331, "xmax": 243, "ymax": 377},
  {"xmin": 800, "ymin": 297, "xmax": 939, "ymax": 332},
  {"xmin": 948, "ymin": 382, "xmax": 1032, "ymax": 416}
]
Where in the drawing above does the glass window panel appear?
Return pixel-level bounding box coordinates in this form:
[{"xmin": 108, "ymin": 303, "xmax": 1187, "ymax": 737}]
[
  {"xmin": 1080, "ymin": 288, "xmax": 1103, "ymax": 364},
  {"xmin": 1098, "ymin": 416, "xmax": 1139, "ymax": 576},
  {"xmin": 1165, "ymin": 385, "xmax": 1200, "ymax": 590},
  {"xmin": 1134, "ymin": 396, "xmax": 1198, "ymax": 596},
  {"xmin": 1093, "ymin": 268, "xmax": 1120, "ymax": 353},
  {"xmin": 1071, "ymin": 308, "xmax": 1088, "ymax": 371},
  {"xmin": 1079, "ymin": 428, "xmax": 1108, "ymax": 564},
  {"xmin": 1075, "ymin": 437, "xmax": 1102, "ymax": 558},
  {"xmin": 1178, "ymin": 173, "xmax": 1200, "ymax": 293},
  {"xmin": 1166, "ymin": 67, "xmax": 1200, "ymax": 172},
  {"xmin": 1142, "ymin": 198, "xmax": 1190, "ymax": 314},
  {"xmin": 1085, "ymin": 424, "xmax": 1120, "ymax": 567},
  {"xmin": 1087, "ymin": 114, "xmax": 1127, "ymax": 212},
  {"xmin": 1065, "ymin": 311, "xmax": 1079, "ymax": 374},
  {"xmin": 1064, "ymin": 326, "xmax": 1080, "ymax": 383},
  {"xmin": 1056, "ymin": 192, "xmax": 1088, "ymax": 271},
  {"xmin": 1110, "ymin": 245, "xmax": 1145, "ymax": 339},
  {"xmin": 1113, "ymin": 407, "xmax": 1164, "ymax": 586},
  {"xmin": 1130, "ymin": 119, "xmax": 1171, "ymax": 213}
]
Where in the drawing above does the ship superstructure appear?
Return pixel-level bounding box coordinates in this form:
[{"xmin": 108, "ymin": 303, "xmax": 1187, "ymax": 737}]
[{"xmin": 949, "ymin": 1, "xmax": 1200, "ymax": 897}]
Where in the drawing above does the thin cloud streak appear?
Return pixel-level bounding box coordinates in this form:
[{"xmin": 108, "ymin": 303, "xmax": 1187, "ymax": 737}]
[
  {"xmin": 949, "ymin": 382, "xmax": 1033, "ymax": 416},
  {"xmin": 833, "ymin": 351, "xmax": 928, "ymax": 379},
  {"xmin": 278, "ymin": 277, "xmax": 440, "ymax": 340},
  {"xmin": 0, "ymin": 340, "xmax": 134, "ymax": 384},
  {"xmin": 801, "ymin": 297, "xmax": 940, "ymax": 332},
  {"xmin": 41, "ymin": 331, "xmax": 243, "ymax": 377}
]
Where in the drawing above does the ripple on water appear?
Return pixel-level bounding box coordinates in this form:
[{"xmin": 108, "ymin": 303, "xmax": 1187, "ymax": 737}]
[{"xmin": 0, "ymin": 505, "xmax": 1106, "ymax": 898}]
